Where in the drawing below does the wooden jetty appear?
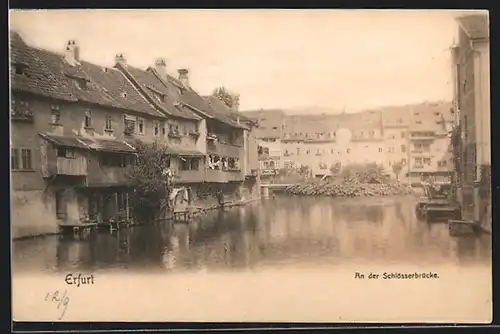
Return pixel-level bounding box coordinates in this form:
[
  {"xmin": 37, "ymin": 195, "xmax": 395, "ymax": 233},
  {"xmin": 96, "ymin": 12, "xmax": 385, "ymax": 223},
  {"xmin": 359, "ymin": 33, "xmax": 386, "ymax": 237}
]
[
  {"xmin": 415, "ymin": 181, "xmax": 460, "ymax": 222},
  {"xmin": 448, "ymin": 219, "xmax": 482, "ymax": 237},
  {"xmin": 59, "ymin": 220, "xmax": 99, "ymax": 237}
]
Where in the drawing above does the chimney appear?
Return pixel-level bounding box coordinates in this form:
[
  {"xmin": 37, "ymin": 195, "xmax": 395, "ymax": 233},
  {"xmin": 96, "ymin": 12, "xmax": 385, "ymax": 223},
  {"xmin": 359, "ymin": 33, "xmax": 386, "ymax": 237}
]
[
  {"xmin": 64, "ymin": 40, "xmax": 80, "ymax": 66},
  {"xmin": 115, "ymin": 53, "xmax": 127, "ymax": 66},
  {"xmin": 178, "ymin": 68, "xmax": 189, "ymax": 87},
  {"xmin": 155, "ymin": 58, "xmax": 167, "ymax": 78}
]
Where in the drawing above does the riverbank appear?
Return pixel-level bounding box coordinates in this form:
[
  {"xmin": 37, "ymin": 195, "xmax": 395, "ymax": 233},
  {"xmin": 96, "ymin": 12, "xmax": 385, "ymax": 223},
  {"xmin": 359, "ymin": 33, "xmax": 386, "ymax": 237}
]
[{"xmin": 285, "ymin": 180, "xmax": 414, "ymax": 197}]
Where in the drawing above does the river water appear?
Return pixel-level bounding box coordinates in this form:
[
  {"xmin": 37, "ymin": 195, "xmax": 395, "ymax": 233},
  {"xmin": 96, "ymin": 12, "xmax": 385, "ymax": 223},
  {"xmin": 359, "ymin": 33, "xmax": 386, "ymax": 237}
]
[{"xmin": 12, "ymin": 195, "xmax": 491, "ymax": 274}]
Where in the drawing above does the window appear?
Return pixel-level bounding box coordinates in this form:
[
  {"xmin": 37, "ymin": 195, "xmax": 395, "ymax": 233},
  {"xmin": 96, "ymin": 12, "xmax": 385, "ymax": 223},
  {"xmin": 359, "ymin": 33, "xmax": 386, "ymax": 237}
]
[
  {"xmin": 378, "ymin": 148, "xmax": 383, "ymax": 152},
  {"xmin": 137, "ymin": 118, "xmax": 145, "ymax": 134},
  {"xmin": 74, "ymin": 78, "xmax": 88, "ymax": 90},
  {"xmin": 438, "ymin": 160, "xmax": 447, "ymax": 167},
  {"xmin": 347, "ymin": 148, "xmax": 351, "ymax": 154},
  {"xmin": 190, "ymin": 158, "xmax": 200, "ymax": 171},
  {"xmin": 11, "ymin": 148, "xmax": 19, "ymax": 170},
  {"xmin": 14, "ymin": 64, "xmax": 26, "ymax": 75},
  {"xmin": 105, "ymin": 115, "xmax": 113, "ymax": 131},
  {"xmin": 51, "ymin": 110, "xmax": 61, "ymax": 124},
  {"xmin": 180, "ymin": 159, "xmax": 190, "ymax": 171},
  {"xmin": 330, "ymin": 149, "xmax": 334, "ymax": 154},
  {"xmin": 370, "ymin": 131, "xmax": 375, "ymax": 137},
  {"xmin": 101, "ymin": 153, "xmax": 133, "ymax": 168},
  {"xmin": 306, "ymin": 150, "xmax": 310, "ymax": 155},
  {"xmin": 11, "ymin": 148, "xmax": 33, "ymax": 170},
  {"xmin": 423, "ymin": 158, "xmax": 431, "ymax": 165},
  {"xmin": 57, "ymin": 147, "xmax": 76, "ymax": 158},
  {"xmin": 296, "ymin": 148, "xmax": 300, "ymax": 156},
  {"xmin": 124, "ymin": 116, "xmax": 136, "ymax": 135},
  {"xmin": 401, "ymin": 145, "xmax": 406, "ymax": 153},
  {"xmin": 162, "ymin": 124, "xmax": 166, "ymax": 135},
  {"xmin": 154, "ymin": 121, "xmax": 159, "ymax": 136},
  {"xmin": 84, "ymin": 110, "xmax": 92, "ymax": 128},
  {"xmin": 21, "ymin": 149, "xmax": 32, "ymax": 170}
]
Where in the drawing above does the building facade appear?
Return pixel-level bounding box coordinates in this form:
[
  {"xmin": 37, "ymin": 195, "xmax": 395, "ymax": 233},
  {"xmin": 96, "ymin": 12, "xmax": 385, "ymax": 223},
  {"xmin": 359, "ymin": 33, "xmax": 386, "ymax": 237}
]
[
  {"xmin": 10, "ymin": 32, "xmax": 260, "ymax": 238},
  {"xmin": 452, "ymin": 13, "xmax": 491, "ymax": 231},
  {"xmin": 242, "ymin": 101, "xmax": 454, "ymax": 182}
]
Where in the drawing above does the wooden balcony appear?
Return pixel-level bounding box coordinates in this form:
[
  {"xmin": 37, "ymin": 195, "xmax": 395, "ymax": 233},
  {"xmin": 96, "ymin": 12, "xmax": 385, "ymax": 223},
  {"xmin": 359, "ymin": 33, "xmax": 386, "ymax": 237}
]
[
  {"xmin": 207, "ymin": 141, "xmax": 243, "ymax": 158},
  {"xmin": 56, "ymin": 157, "xmax": 88, "ymax": 176},
  {"xmin": 206, "ymin": 169, "xmax": 244, "ymax": 183},
  {"xmin": 86, "ymin": 166, "xmax": 129, "ymax": 187},
  {"xmin": 176, "ymin": 170, "xmax": 205, "ymax": 183}
]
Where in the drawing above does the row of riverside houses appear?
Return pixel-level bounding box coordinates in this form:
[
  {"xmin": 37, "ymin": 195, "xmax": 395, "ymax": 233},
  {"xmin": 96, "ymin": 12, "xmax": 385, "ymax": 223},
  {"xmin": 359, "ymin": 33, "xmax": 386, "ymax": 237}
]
[{"xmin": 10, "ymin": 32, "xmax": 260, "ymax": 239}]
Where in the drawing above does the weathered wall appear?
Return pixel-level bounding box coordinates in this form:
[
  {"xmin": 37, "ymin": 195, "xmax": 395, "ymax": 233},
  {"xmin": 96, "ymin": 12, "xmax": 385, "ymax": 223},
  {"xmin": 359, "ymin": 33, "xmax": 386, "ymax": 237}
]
[{"xmin": 11, "ymin": 190, "xmax": 58, "ymax": 239}]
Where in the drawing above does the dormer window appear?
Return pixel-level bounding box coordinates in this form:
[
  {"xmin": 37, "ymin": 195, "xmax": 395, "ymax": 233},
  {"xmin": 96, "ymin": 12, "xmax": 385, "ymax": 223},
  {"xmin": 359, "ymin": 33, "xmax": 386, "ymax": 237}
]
[
  {"xmin": 14, "ymin": 63, "xmax": 28, "ymax": 75},
  {"xmin": 105, "ymin": 115, "xmax": 113, "ymax": 131},
  {"xmin": 153, "ymin": 121, "xmax": 160, "ymax": 136},
  {"xmin": 84, "ymin": 110, "xmax": 92, "ymax": 128},
  {"xmin": 74, "ymin": 78, "xmax": 88, "ymax": 90},
  {"xmin": 51, "ymin": 105, "xmax": 61, "ymax": 124}
]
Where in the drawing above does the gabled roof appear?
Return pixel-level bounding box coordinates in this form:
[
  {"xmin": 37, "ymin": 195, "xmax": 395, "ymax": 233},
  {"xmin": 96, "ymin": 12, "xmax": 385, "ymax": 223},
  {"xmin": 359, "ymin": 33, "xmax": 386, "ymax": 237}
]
[
  {"xmin": 10, "ymin": 31, "xmax": 165, "ymax": 118},
  {"xmin": 204, "ymin": 96, "xmax": 248, "ymax": 130},
  {"xmin": 10, "ymin": 31, "xmax": 76, "ymax": 101},
  {"xmin": 39, "ymin": 133, "xmax": 136, "ymax": 153},
  {"xmin": 31, "ymin": 47, "xmax": 165, "ymax": 118},
  {"xmin": 457, "ymin": 13, "xmax": 489, "ymax": 40},
  {"xmin": 116, "ymin": 64, "xmax": 201, "ymax": 121}
]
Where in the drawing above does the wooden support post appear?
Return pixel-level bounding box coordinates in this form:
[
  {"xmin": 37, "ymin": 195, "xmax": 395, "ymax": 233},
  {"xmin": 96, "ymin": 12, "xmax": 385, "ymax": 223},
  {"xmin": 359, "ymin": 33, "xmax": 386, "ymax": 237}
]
[
  {"xmin": 126, "ymin": 192, "xmax": 130, "ymax": 221},
  {"xmin": 114, "ymin": 192, "xmax": 119, "ymax": 220}
]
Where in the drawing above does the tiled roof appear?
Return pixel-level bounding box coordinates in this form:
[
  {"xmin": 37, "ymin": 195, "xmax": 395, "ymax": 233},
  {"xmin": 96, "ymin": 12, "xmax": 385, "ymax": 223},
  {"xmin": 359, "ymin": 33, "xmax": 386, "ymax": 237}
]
[
  {"xmin": 204, "ymin": 96, "xmax": 248, "ymax": 129},
  {"xmin": 380, "ymin": 106, "xmax": 412, "ymax": 127},
  {"xmin": 31, "ymin": 47, "xmax": 165, "ymax": 117},
  {"xmin": 10, "ymin": 31, "xmax": 76, "ymax": 101},
  {"xmin": 79, "ymin": 137, "xmax": 137, "ymax": 153},
  {"xmin": 116, "ymin": 64, "xmax": 201, "ymax": 121},
  {"xmin": 10, "ymin": 31, "xmax": 165, "ymax": 118},
  {"xmin": 457, "ymin": 14, "xmax": 489, "ymax": 39},
  {"xmin": 240, "ymin": 109, "xmax": 286, "ymax": 139},
  {"xmin": 40, "ymin": 133, "xmax": 136, "ymax": 153},
  {"xmin": 409, "ymin": 102, "xmax": 453, "ymax": 132},
  {"xmin": 165, "ymin": 147, "xmax": 204, "ymax": 157},
  {"xmin": 78, "ymin": 62, "xmax": 166, "ymax": 118},
  {"xmin": 39, "ymin": 133, "xmax": 89, "ymax": 149}
]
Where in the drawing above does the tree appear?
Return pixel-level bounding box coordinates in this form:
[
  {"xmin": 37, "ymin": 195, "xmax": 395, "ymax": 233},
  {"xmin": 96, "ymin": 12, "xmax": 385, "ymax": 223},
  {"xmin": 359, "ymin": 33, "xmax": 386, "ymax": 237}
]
[
  {"xmin": 212, "ymin": 86, "xmax": 240, "ymax": 111},
  {"xmin": 330, "ymin": 162, "xmax": 342, "ymax": 175},
  {"xmin": 125, "ymin": 140, "xmax": 175, "ymax": 223},
  {"xmin": 392, "ymin": 160, "xmax": 404, "ymax": 181}
]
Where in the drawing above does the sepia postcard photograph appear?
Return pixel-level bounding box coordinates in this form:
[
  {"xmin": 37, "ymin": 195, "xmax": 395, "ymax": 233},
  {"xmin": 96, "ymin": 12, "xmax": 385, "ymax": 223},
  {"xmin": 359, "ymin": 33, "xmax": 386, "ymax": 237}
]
[{"xmin": 10, "ymin": 9, "xmax": 491, "ymax": 324}]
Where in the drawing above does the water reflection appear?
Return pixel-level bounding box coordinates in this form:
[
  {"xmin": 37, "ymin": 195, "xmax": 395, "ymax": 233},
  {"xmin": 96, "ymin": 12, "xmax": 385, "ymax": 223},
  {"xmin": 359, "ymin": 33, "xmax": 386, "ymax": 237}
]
[{"xmin": 12, "ymin": 195, "xmax": 491, "ymax": 274}]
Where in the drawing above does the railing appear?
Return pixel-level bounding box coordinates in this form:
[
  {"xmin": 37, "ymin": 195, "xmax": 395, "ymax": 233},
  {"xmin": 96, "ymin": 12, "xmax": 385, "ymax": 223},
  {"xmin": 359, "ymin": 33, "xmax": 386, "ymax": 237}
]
[
  {"xmin": 87, "ymin": 167, "xmax": 128, "ymax": 186},
  {"xmin": 206, "ymin": 169, "xmax": 244, "ymax": 182},
  {"xmin": 11, "ymin": 109, "xmax": 34, "ymax": 121},
  {"xmin": 207, "ymin": 141, "xmax": 243, "ymax": 158},
  {"xmin": 176, "ymin": 170, "xmax": 205, "ymax": 183},
  {"xmin": 410, "ymin": 133, "xmax": 436, "ymax": 140},
  {"xmin": 56, "ymin": 157, "xmax": 88, "ymax": 176}
]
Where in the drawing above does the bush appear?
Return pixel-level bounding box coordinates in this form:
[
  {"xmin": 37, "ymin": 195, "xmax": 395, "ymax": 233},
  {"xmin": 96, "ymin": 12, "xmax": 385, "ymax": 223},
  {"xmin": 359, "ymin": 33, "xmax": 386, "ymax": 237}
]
[{"xmin": 125, "ymin": 140, "xmax": 174, "ymax": 222}]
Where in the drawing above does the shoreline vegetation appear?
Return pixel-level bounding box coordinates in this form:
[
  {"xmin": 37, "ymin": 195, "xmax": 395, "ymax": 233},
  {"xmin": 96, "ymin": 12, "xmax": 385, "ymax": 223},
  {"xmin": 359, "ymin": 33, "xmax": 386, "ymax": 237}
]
[
  {"xmin": 285, "ymin": 180, "xmax": 414, "ymax": 197},
  {"xmin": 282, "ymin": 163, "xmax": 414, "ymax": 197}
]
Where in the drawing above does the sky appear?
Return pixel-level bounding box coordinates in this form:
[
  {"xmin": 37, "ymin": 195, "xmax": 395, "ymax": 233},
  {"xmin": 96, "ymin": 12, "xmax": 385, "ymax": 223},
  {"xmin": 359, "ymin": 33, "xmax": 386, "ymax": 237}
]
[{"xmin": 9, "ymin": 9, "xmax": 484, "ymax": 113}]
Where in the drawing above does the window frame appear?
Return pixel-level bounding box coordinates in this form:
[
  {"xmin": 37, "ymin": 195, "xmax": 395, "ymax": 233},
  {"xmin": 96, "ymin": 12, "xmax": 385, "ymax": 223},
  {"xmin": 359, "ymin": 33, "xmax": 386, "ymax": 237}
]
[{"xmin": 11, "ymin": 147, "xmax": 34, "ymax": 171}]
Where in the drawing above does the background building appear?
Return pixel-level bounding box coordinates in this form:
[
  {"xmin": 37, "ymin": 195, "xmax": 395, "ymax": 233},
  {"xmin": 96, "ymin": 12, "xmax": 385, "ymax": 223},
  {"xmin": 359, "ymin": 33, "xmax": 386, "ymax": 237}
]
[
  {"xmin": 242, "ymin": 101, "xmax": 454, "ymax": 183},
  {"xmin": 451, "ymin": 13, "xmax": 490, "ymax": 231}
]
